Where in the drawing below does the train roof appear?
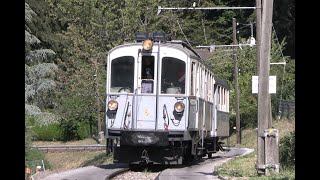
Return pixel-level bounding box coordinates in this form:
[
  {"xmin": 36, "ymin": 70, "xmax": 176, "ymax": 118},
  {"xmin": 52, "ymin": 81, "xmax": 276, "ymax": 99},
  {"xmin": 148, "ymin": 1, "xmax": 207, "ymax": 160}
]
[
  {"xmin": 215, "ymin": 77, "xmax": 230, "ymax": 90},
  {"xmin": 111, "ymin": 40, "xmax": 203, "ymax": 61}
]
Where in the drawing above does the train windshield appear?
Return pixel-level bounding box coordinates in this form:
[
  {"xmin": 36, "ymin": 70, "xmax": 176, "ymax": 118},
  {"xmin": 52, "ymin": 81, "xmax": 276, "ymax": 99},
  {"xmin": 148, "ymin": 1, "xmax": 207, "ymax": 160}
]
[
  {"xmin": 110, "ymin": 56, "xmax": 134, "ymax": 93},
  {"xmin": 161, "ymin": 57, "xmax": 186, "ymax": 94}
]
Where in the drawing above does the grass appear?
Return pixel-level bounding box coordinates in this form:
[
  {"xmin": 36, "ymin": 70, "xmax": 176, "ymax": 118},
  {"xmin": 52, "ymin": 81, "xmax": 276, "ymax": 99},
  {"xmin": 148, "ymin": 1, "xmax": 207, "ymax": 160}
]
[
  {"xmin": 223, "ymin": 117, "xmax": 295, "ymax": 151},
  {"xmin": 217, "ymin": 118, "xmax": 295, "ymax": 179},
  {"xmin": 32, "ymin": 138, "xmax": 110, "ymax": 172},
  {"xmin": 216, "ymin": 152, "xmax": 295, "ymax": 180},
  {"xmin": 35, "ymin": 118, "xmax": 295, "ymax": 178},
  {"xmin": 32, "ymin": 138, "xmax": 106, "ymax": 146},
  {"xmin": 45, "ymin": 151, "xmax": 113, "ymax": 171}
]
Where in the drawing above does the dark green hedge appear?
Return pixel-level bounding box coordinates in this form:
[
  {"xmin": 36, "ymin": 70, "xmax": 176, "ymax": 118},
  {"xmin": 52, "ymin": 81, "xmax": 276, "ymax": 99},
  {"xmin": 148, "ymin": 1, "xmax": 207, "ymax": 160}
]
[
  {"xmin": 32, "ymin": 121, "xmax": 92, "ymax": 141},
  {"xmin": 32, "ymin": 123, "xmax": 64, "ymax": 141},
  {"xmin": 279, "ymin": 131, "xmax": 295, "ymax": 169}
]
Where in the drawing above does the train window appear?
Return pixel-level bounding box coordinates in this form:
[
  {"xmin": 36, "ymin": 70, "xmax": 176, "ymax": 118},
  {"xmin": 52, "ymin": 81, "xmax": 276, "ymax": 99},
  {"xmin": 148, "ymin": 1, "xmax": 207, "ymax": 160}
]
[
  {"xmin": 222, "ymin": 88, "xmax": 225, "ymax": 105},
  {"xmin": 217, "ymin": 86, "xmax": 220, "ymax": 104},
  {"xmin": 141, "ymin": 56, "xmax": 154, "ymax": 79},
  {"xmin": 161, "ymin": 57, "xmax": 185, "ymax": 94},
  {"xmin": 199, "ymin": 66, "xmax": 203, "ymax": 97},
  {"xmin": 141, "ymin": 56, "xmax": 155, "ymax": 93},
  {"xmin": 191, "ymin": 62, "xmax": 196, "ymax": 95},
  {"xmin": 110, "ymin": 56, "xmax": 134, "ymax": 93},
  {"xmin": 208, "ymin": 73, "xmax": 211, "ymax": 101},
  {"xmin": 223, "ymin": 89, "xmax": 226, "ymax": 105}
]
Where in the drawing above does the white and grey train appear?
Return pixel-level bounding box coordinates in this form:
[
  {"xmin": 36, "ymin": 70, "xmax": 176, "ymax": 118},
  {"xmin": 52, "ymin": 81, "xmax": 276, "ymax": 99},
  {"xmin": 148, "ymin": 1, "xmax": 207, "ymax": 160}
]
[{"xmin": 105, "ymin": 32, "xmax": 230, "ymax": 165}]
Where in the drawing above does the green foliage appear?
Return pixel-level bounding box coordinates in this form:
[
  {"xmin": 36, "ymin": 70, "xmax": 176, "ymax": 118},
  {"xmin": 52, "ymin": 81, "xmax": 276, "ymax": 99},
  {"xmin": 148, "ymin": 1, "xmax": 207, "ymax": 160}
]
[
  {"xmin": 57, "ymin": 92, "xmax": 97, "ymax": 141},
  {"xmin": 216, "ymin": 152, "xmax": 257, "ymax": 177},
  {"xmin": 80, "ymin": 152, "xmax": 113, "ymax": 167},
  {"xmin": 279, "ymin": 131, "xmax": 295, "ymax": 169},
  {"xmin": 60, "ymin": 119, "xmax": 92, "ymax": 141},
  {"xmin": 32, "ymin": 123, "xmax": 63, "ymax": 141},
  {"xmin": 210, "ymin": 33, "xmax": 295, "ymax": 129},
  {"xmin": 25, "ymin": 118, "xmax": 35, "ymax": 156},
  {"xmin": 25, "ymin": 149, "xmax": 51, "ymax": 170},
  {"xmin": 25, "ymin": 0, "xmax": 295, "ymax": 141},
  {"xmin": 273, "ymin": 0, "xmax": 295, "ymax": 58},
  {"xmin": 25, "ymin": 2, "xmax": 60, "ymax": 126}
]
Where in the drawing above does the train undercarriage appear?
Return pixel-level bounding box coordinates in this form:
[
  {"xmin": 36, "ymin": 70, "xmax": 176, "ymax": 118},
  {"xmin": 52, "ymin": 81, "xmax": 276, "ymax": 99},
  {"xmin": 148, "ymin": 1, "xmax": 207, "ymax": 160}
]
[{"xmin": 107, "ymin": 130, "xmax": 226, "ymax": 165}]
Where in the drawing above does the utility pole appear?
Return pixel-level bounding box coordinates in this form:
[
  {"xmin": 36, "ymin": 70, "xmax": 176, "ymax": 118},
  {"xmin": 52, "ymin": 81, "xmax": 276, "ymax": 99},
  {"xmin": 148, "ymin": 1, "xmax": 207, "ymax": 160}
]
[
  {"xmin": 93, "ymin": 60, "xmax": 103, "ymax": 144},
  {"xmin": 256, "ymin": 0, "xmax": 271, "ymax": 128},
  {"xmin": 233, "ymin": 18, "xmax": 241, "ymax": 144},
  {"xmin": 256, "ymin": 0, "xmax": 279, "ymax": 175},
  {"xmin": 255, "ymin": 0, "xmax": 262, "ymax": 172},
  {"xmin": 256, "ymin": 0, "xmax": 261, "ymax": 75}
]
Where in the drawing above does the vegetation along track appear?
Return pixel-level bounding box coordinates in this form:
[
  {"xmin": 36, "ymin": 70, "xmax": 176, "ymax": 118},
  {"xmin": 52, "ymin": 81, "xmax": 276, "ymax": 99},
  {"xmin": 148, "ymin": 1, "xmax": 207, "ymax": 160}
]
[{"xmin": 32, "ymin": 145, "xmax": 106, "ymax": 152}]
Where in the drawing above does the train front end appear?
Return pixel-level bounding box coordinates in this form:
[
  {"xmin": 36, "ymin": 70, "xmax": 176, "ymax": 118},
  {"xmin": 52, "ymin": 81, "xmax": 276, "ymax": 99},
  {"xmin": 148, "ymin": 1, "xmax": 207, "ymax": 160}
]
[{"xmin": 105, "ymin": 33, "xmax": 190, "ymax": 164}]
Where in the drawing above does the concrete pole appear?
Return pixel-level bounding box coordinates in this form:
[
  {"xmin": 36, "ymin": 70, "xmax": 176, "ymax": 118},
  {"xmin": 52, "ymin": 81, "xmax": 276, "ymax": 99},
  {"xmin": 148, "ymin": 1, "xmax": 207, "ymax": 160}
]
[
  {"xmin": 257, "ymin": 0, "xmax": 274, "ymax": 175},
  {"xmin": 233, "ymin": 18, "xmax": 241, "ymax": 144}
]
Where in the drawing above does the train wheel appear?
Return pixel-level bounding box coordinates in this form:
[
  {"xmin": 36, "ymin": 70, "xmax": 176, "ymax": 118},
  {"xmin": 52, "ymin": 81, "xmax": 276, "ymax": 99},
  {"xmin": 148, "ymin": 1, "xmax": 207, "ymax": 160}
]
[{"xmin": 182, "ymin": 142, "xmax": 194, "ymax": 164}]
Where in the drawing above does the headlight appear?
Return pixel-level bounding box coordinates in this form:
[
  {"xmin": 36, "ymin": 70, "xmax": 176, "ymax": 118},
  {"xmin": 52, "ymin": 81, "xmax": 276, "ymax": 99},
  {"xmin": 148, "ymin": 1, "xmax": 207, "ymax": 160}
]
[
  {"xmin": 142, "ymin": 39, "xmax": 153, "ymax": 51},
  {"xmin": 108, "ymin": 100, "xmax": 118, "ymax": 111},
  {"xmin": 174, "ymin": 102, "xmax": 185, "ymax": 113}
]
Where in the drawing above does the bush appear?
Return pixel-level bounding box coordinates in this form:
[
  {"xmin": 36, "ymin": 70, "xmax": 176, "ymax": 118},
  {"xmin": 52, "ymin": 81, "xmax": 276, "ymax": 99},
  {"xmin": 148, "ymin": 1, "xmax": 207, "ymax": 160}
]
[
  {"xmin": 78, "ymin": 121, "xmax": 91, "ymax": 139},
  {"xmin": 32, "ymin": 123, "xmax": 64, "ymax": 141},
  {"xmin": 60, "ymin": 119, "xmax": 92, "ymax": 141},
  {"xmin": 25, "ymin": 118, "xmax": 34, "ymax": 155},
  {"xmin": 25, "ymin": 149, "xmax": 51, "ymax": 170},
  {"xmin": 279, "ymin": 131, "xmax": 295, "ymax": 169}
]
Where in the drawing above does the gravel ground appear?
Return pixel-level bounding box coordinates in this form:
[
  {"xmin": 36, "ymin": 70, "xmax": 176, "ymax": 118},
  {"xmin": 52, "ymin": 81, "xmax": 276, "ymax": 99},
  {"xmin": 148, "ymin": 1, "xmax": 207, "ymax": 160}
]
[{"xmin": 111, "ymin": 171, "xmax": 160, "ymax": 180}]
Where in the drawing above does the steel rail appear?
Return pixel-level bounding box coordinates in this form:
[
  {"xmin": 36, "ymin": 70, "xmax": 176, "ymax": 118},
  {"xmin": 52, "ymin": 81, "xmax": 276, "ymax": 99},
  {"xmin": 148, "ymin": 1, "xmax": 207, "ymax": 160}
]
[{"xmin": 32, "ymin": 145, "xmax": 106, "ymax": 152}]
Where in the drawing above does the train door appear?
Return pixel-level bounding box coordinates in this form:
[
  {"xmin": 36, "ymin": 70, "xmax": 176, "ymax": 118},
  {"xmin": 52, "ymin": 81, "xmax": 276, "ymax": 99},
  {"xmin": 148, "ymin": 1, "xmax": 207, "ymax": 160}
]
[
  {"xmin": 135, "ymin": 55, "xmax": 158, "ymax": 129},
  {"xmin": 188, "ymin": 61, "xmax": 198, "ymax": 129}
]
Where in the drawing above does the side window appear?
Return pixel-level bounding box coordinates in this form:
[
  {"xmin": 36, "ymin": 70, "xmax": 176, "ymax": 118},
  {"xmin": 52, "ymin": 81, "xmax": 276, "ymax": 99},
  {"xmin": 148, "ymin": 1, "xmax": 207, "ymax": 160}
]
[
  {"xmin": 217, "ymin": 86, "xmax": 220, "ymax": 104},
  {"xmin": 190, "ymin": 62, "xmax": 196, "ymax": 96},
  {"xmin": 161, "ymin": 57, "xmax": 186, "ymax": 94},
  {"xmin": 110, "ymin": 56, "xmax": 134, "ymax": 93},
  {"xmin": 199, "ymin": 65, "xmax": 202, "ymax": 97}
]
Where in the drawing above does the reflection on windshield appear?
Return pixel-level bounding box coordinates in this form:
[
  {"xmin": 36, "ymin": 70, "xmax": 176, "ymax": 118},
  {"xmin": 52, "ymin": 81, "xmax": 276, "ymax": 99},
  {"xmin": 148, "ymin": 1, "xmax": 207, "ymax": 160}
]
[
  {"xmin": 161, "ymin": 57, "xmax": 185, "ymax": 94},
  {"xmin": 110, "ymin": 56, "xmax": 134, "ymax": 93}
]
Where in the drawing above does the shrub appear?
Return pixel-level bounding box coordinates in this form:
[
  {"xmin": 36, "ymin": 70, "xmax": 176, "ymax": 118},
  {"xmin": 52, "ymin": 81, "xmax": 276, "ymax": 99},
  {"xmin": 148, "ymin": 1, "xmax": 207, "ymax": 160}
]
[
  {"xmin": 60, "ymin": 119, "xmax": 91, "ymax": 141},
  {"xmin": 78, "ymin": 121, "xmax": 91, "ymax": 139},
  {"xmin": 25, "ymin": 118, "xmax": 34, "ymax": 155},
  {"xmin": 32, "ymin": 123, "xmax": 63, "ymax": 141},
  {"xmin": 279, "ymin": 131, "xmax": 295, "ymax": 169},
  {"xmin": 25, "ymin": 149, "xmax": 51, "ymax": 171}
]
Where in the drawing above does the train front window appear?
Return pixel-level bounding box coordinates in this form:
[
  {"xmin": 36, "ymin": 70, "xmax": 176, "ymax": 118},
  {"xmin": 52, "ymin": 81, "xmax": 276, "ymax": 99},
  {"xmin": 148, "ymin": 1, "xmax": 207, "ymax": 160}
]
[
  {"xmin": 110, "ymin": 56, "xmax": 134, "ymax": 93},
  {"xmin": 161, "ymin": 57, "xmax": 186, "ymax": 94},
  {"xmin": 141, "ymin": 56, "xmax": 155, "ymax": 93}
]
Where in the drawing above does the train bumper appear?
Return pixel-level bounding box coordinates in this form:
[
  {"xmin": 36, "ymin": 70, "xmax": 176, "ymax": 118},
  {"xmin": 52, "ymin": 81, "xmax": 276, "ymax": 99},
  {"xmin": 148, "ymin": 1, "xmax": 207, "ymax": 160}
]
[{"xmin": 120, "ymin": 131, "xmax": 169, "ymax": 146}]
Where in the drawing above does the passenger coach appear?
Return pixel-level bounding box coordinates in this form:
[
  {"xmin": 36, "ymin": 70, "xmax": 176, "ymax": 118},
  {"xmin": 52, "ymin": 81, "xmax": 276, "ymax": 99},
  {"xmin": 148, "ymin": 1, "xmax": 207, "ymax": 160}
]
[{"xmin": 105, "ymin": 32, "xmax": 230, "ymax": 164}]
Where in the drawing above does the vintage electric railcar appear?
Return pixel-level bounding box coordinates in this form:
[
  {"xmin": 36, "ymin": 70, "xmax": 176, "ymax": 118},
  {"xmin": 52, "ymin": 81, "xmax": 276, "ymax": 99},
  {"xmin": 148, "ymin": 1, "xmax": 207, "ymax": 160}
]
[{"xmin": 105, "ymin": 32, "xmax": 230, "ymax": 165}]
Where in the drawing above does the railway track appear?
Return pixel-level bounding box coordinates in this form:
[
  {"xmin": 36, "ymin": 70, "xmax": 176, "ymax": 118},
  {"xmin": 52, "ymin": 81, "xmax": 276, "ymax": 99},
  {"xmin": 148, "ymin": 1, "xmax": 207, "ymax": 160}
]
[
  {"xmin": 33, "ymin": 147, "xmax": 253, "ymax": 180},
  {"xmin": 32, "ymin": 145, "xmax": 106, "ymax": 152}
]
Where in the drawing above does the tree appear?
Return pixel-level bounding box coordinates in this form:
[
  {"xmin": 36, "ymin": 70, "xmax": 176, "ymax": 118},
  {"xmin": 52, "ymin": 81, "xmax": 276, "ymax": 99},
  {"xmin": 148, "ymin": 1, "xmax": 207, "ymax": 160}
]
[
  {"xmin": 25, "ymin": 2, "xmax": 60, "ymax": 128},
  {"xmin": 24, "ymin": 0, "xmax": 294, "ymax": 141},
  {"xmin": 209, "ymin": 32, "xmax": 295, "ymax": 129}
]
